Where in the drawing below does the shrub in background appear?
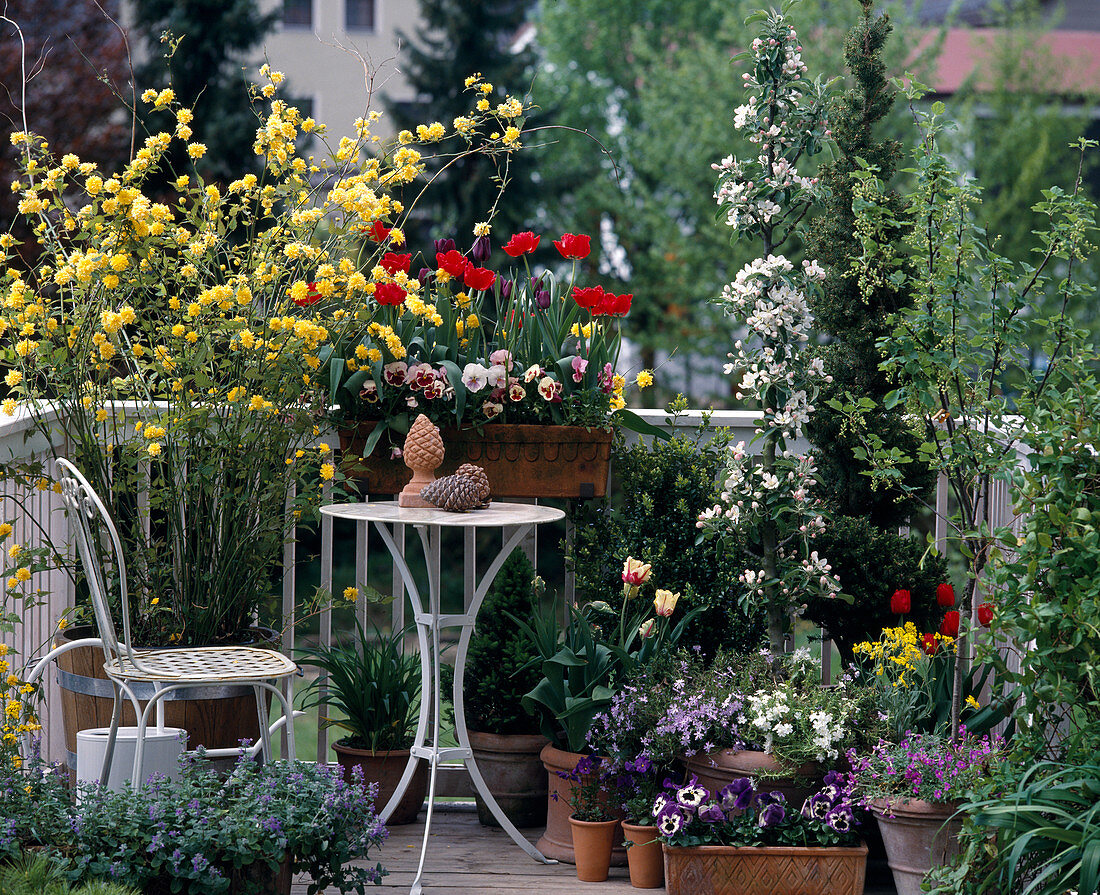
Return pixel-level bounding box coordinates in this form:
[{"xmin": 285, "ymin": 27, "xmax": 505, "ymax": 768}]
[
  {"xmin": 463, "ymin": 547, "xmax": 544, "ymax": 735},
  {"xmin": 570, "ymin": 424, "xmax": 764, "ymax": 658}
]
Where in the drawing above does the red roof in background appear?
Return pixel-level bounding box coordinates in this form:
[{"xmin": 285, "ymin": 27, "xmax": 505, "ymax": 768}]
[{"xmin": 929, "ymin": 28, "xmax": 1100, "ymax": 94}]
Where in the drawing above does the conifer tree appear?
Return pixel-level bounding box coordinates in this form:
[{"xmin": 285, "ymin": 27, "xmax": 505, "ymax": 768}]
[
  {"xmin": 388, "ymin": 0, "xmax": 544, "ymax": 249},
  {"xmin": 804, "ymin": 0, "xmax": 935, "ymax": 526},
  {"xmin": 131, "ymin": 0, "xmax": 277, "ymax": 184}
]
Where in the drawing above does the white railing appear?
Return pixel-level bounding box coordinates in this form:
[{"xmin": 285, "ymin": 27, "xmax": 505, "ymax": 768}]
[{"xmin": 1, "ymin": 406, "xmax": 1016, "ymax": 766}]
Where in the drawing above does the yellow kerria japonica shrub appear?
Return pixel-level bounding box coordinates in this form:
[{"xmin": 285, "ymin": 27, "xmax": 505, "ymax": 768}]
[{"xmin": 0, "ymin": 63, "xmax": 532, "ymax": 646}]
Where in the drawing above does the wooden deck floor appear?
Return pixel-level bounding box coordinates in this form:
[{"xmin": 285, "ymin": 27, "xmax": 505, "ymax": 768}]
[{"xmin": 291, "ymin": 804, "xmax": 900, "ymax": 895}]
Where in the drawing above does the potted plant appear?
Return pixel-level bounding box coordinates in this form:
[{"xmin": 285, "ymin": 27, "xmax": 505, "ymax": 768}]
[
  {"xmin": 0, "ymin": 750, "xmax": 388, "ymax": 894},
  {"xmin": 515, "ymin": 557, "xmax": 696, "ymax": 863},
  {"xmin": 297, "ymin": 621, "xmax": 427, "ymax": 825},
  {"xmin": 618, "ymin": 755, "xmax": 665, "ymax": 889},
  {"xmin": 848, "ymin": 731, "xmax": 1003, "ymax": 895},
  {"xmin": 655, "ymin": 772, "xmax": 869, "ymax": 895},
  {"xmin": 0, "ymin": 49, "xmax": 540, "ymax": 761},
  {"xmin": 557, "ymin": 754, "xmax": 620, "ymax": 883},
  {"xmin": 461, "ymin": 547, "xmax": 548, "ymax": 828},
  {"xmin": 328, "ymin": 218, "xmax": 665, "ymax": 499}
]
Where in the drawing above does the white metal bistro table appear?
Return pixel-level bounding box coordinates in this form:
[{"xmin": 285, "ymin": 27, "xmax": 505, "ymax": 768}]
[{"xmin": 319, "ymin": 500, "xmax": 565, "ymax": 894}]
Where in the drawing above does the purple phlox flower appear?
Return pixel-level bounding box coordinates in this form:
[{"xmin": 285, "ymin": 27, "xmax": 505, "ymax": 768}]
[
  {"xmin": 698, "ymin": 802, "xmax": 726, "ymax": 823},
  {"xmin": 758, "ymin": 801, "xmax": 786, "ymax": 828},
  {"xmin": 719, "ymin": 777, "xmax": 756, "ymax": 811},
  {"xmin": 625, "ymin": 754, "xmax": 653, "ymax": 775},
  {"xmin": 657, "ymin": 804, "xmax": 688, "ymax": 836}
]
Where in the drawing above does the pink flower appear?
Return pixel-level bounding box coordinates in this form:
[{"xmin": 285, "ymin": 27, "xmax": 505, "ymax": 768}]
[
  {"xmin": 571, "ymin": 355, "xmax": 589, "ymax": 383},
  {"xmin": 383, "ymin": 361, "xmax": 408, "ymax": 386},
  {"xmin": 489, "ymin": 348, "xmax": 514, "ymax": 371}
]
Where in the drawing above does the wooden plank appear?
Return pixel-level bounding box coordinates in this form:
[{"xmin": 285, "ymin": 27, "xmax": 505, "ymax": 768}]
[{"xmin": 289, "ymin": 807, "xmax": 901, "ymax": 894}]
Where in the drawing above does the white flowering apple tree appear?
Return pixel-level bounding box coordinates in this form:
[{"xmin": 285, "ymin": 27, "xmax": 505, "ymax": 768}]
[{"xmin": 698, "ymin": 7, "xmax": 842, "ymax": 652}]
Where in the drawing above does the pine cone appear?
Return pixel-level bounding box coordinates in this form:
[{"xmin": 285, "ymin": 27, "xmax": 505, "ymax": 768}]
[
  {"xmin": 402, "ymin": 414, "xmax": 444, "ymax": 473},
  {"xmin": 455, "ymin": 463, "xmax": 491, "ymax": 506},
  {"xmin": 421, "ymin": 473, "xmax": 485, "ymax": 512}
]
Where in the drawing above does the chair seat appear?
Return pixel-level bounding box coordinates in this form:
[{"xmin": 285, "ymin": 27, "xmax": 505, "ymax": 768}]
[{"xmin": 105, "ymin": 645, "xmax": 297, "ymax": 683}]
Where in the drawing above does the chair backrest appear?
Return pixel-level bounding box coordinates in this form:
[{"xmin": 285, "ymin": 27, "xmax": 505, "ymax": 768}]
[{"xmin": 54, "ymin": 458, "xmax": 138, "ymax": 668}]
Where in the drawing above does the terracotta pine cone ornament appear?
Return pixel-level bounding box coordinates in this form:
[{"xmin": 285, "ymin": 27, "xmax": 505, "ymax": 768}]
[
  {"xmin": 420, "ymin": 463, "xmax": 492, "ymax": 512},
  {"xmin": 399, "ymin": 414, "xmax": 445, "ymax": 507}
]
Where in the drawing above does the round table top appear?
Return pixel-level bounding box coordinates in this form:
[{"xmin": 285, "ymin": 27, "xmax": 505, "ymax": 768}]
[{"xmin": 320, "ymin": 500, "xmax": 565, "ymax": 528}]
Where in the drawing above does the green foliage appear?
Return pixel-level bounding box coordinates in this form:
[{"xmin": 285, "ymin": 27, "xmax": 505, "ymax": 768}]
[
  {"xmin": 929, "ymin": 761, "xmax": 1100, "ymax": 895},
  {"xmin": 804, "ymin": 0, "xmax": 935, "ymax": 524},
  {"xmin": 0, "ymin": 853, "xmax": 139, "ymax": 895},
  {"xmin": 990, "ymin": 363, "xmax": 1100, "ymax": 763},
  {"xmin": 569, "ymin": 427, "xmax": 764, "ymax": 658},
  {"xmin": 387, "ymin": 0, "xmax": 545, "ymax": 244},
  {"xmin": 0, "ymin": 754, "xmax": 386, "ymax": 894},
  {"xmin": 802, "ymin": 516, "xmax": 946, "ymax": 663},
  {"xmin": 297, "ymin": 620, "xmax": 421, "ymax": 752},
  {"xmin": 463, "ymin": 548, "xmax": 543, "ymax": 734}
]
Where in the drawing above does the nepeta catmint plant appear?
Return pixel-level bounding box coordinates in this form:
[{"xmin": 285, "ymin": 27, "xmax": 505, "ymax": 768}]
[{"xmin": 698, "ymin": 8, "xmax": 840, "ymax": 652}]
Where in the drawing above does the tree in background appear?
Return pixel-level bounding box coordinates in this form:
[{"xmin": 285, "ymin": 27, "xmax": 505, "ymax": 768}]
[
  {"xmin": 387, "ymin": 0, "xmax": 549, "ymax": 251},
  {"xmin": 131, "ymin": 0, "xmax": 277, "ymax": 184},
  {"xmin": 0, "ymin": 1, "xmax": 130, "ymax": 254}
]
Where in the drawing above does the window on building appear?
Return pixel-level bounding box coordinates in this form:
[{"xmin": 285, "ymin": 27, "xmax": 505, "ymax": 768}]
[
  {"xmin": 283, "ymin": 0, "xmax": 311, "ymax": 27},
  {"xmin": 346, "ymin": 0, "xmax": 376, "ymax": 31}
]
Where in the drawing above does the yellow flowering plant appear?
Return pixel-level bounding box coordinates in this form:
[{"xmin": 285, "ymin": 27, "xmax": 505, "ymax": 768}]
[
  {"xmin": 851, "ymin": 622, "xmax": 1009, "ymax": 742},
  {"xmin": 0, "ymin": 56, "xmax": 530, "ymax": 646}
]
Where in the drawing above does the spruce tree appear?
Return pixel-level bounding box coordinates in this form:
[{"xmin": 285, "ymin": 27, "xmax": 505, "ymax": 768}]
[
  {"xmin": 804, "ymin": 0, "xmax": 935, "ymax": 525},
  {"xmin": 387, "ymin": 0, "xmax": 544, "ymax": 249},
  {"xmin": 131, "ymin": 0, "xmax": 277, "ymax": 184},
  {"xmin": 801, "ymin": 0, "xmax": 940, "ymax": 650}
]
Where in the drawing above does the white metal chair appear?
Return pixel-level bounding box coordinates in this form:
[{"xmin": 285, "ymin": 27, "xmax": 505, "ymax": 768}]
[{"xmin": 49, "ymin": 457, "xmax": 297, "ymax": 788}]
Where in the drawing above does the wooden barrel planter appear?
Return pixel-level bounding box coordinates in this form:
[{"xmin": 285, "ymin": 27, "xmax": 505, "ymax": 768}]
[
  {"xmin": 55, "ymin": 626, "xmax": 276, "ymax": 781},
  {"xmin": 339, "ymin": 422, "xmax": 612, "ymax": 499}
]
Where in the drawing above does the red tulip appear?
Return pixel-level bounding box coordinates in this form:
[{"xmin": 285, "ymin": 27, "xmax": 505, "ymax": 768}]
[
  {"xmin": 571, "ymin": 285, "xmax": 606, "ymax": 310},
  {"xmin": 553, "ymin": 232, "xmax": 591, "ymax": 260},
  {"xmin": 503, "ymin": 231, "xmax": 541, "ymax": 257},
  {"xmin": 436, "ymin": 250, "xmax": 470, "ymax": 279},
  {"xmin": 977, "ymin": 602, "xmax": 994, "ymax": 628},
  {"xmin": 380, "ymin": 252, "xmax": 412, "ymax": 275},
  {"xmin": 374, "ymin": 282, "xmax": 407, "ymax": 306},
  {"xmin": 463, "ymin": 266, "xmax": 496, "ymax": 292},
  {"xmin": 890, "ymin": 588, "xmax": 911, "ymax": 614},
  {"xmin": 593, "ymin": 291, "xmax": 633, "ymax": 317},
  {"xmin": 940, "ymin": 610, "xmax": 961, "ymax": 638},
  {"xmin": 920, "ymin": 633, "xmax": 938, "ymax": 655},
  {"xmin": 936, "ymin": 582, "xmax": 955, "ymax": 608},
  {"xmin": 363, "ymin": 220, "xmax": 391, "ymax": 243},
  {"xmin": 294, "ymin": 281, "xmax": 322, "ymax": 307}
]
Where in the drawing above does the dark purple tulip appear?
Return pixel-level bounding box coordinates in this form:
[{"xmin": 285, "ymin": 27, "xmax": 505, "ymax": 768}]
[
  {"xmin": 418, "ymin": 267, "xmax": 433, "ymax": 286},
  {"xmin": 433, "ymin": 237, "xmax": 456, "ymax": 255},
  {"xmin": 471, "ymin": 234, "xmax": 492, "ymax": 264},
  {"xmin": 499, "ymin": 278, "xmax": 513, "ymax": 301},
  {"xmin": 535, "ymin": 289, "xmax": 551, "ymax": 309}
]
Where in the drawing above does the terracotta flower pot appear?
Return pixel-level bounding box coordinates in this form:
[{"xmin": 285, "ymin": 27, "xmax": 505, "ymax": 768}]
[
  {"xmin": 570, "ymin": 816, "xmax": 619, "ymax": 882},
  {"xmin": 682, "ymin": 748, "xmax": 822, "ymax": 810},
  {"xmin": 333, "ymin": 741, "xmax": 428, "ymax": 825},
  {"xmin": 537, "ymin": 742, "xmax": 627, "ymax": 866},
  {"xmin": 871, "ymin": 799, "xmax": 963, "ymax": 895},
  {"xmin": 467, "ymin": 730, "xmax": 548, "ymax": 828},
  {"xmin": 622, "ymin": 821, "xmax": 664, "ymax": 888},
  {"xmin": 663, "ymin": 841, "xmax": 869, "ymax": 895},
  {"xmin": 339, "ymin": 421, "xmax": 612, "ymax": 498}
]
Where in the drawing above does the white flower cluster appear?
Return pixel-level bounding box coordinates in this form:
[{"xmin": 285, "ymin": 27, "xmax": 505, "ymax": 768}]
[
  {"xmin": 746, "ymin": 690, "xmax": 794, "ymax": 754},
  {"xmin": 808, "ymin": 709, "xmax": 847, "ymax": 760}
]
